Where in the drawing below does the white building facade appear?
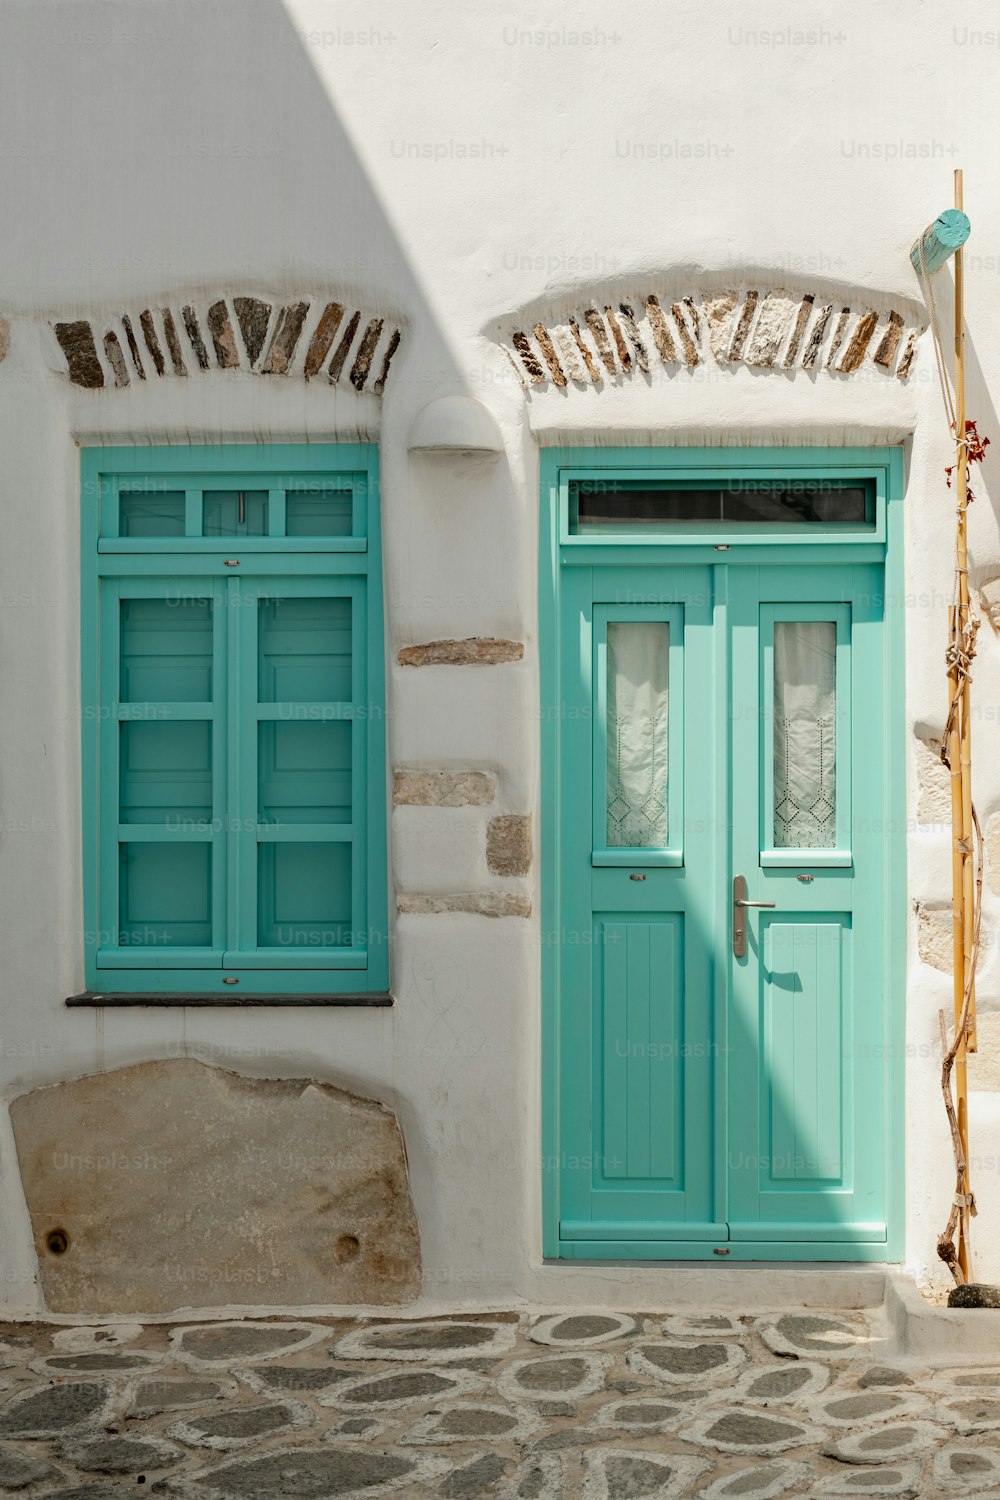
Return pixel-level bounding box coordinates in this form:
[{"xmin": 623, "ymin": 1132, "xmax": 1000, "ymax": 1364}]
[{"xmin": 2, "ymin": 0, "xmax": 1000, "ymax": 1317}]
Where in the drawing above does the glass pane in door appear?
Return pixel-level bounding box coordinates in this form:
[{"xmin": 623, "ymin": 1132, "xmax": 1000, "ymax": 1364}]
[
  {"xmin": 606, "ymin": 621, "xmax": 669, "ymax": 847},
  {"xmin": 773, "ymin": 620, "xmax": 836, "ymax": 847}
]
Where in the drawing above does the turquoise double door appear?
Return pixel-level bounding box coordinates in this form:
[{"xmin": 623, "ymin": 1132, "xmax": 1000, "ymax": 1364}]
[{"xmin": 556, "ymin": 558, "xmax": 893, "ymax": 1259}]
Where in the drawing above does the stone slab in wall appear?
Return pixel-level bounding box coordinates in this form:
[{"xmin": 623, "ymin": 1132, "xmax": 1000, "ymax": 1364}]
[
  {"xmin": 486, "ymin": 815, "xmax": 532, "ymax": 877},
  {"xmin": 915, "ymin": 736, "xmax": 951, "ymax": 825},
  {"xmin": 10, "ymin": 1059, "xmax": 420, "ymax": 1315},
  {"xmin": 969, "ymin": 1013, "xmax": 1000, "ymax": 1092},
  {"xmin": 393, "ymin": 770, "xmax": 497, "ymax": 806}
]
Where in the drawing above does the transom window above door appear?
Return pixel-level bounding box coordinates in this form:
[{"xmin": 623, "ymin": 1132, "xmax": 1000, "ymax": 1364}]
[
  {"xmin": 80, "ymin": 445, "xmax": 388, "ymax": 999},
  {"xmin": 561, "ymin": 468, "xmax": 885, "ymax": 544},
  {"xmin": 102, "ymin": 467, "xmax": 368, "ymax": 549}
]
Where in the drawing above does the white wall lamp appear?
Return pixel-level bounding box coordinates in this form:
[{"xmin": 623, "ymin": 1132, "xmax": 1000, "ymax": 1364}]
[{"xmin": 407, "ymin": 396, "xmax": 503, "ymax": 457}]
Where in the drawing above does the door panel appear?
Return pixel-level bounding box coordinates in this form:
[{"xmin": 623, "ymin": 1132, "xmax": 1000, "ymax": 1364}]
[
  {"xmin": 599, "ymin": 917, "xmax": 682, "ymax": 1184},
  {"xmin": 560, "ymin": 566, "xmax": 716, "ymax": 1239},
  {"xmin": 727, "ymin": 565, "xmax": 884, "ymax": 1243},
  {"xmin": 557, "ymin": 557, "xmax": 890, "ymax": 1256},
  {"xmin": 762, "ymin": 917, "xmax": 847, "ymax": 1184}
]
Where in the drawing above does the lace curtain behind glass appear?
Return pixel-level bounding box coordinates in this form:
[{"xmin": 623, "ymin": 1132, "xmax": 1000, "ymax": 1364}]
[
  {"xmin": 773, "ymin": 620, "xmax": 837, "ymax": 848},
  {"xmin": 606, "ymin": 622, "xmax": 669, "ymax": 847}
]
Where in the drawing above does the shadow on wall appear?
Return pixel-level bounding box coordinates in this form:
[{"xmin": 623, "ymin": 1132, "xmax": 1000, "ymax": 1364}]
[
  {"xmin": 0, "ymin": 0, "xmax": 513, "ymax": 1311},
  {"xmin": 1, "ymin": 0, "xmax": 487, "ymax": 408}
]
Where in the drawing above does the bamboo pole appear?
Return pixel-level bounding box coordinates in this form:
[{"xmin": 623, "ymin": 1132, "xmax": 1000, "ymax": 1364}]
[
  {"xmin": 952, "ymin": 167, "xmax": 973, "ymax": 1280},
  {"xmin": 918, "ymin": 177, "xmax": 983, "ymax": 1285}
]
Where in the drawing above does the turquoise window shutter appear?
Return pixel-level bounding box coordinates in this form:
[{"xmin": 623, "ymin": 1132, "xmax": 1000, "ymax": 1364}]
[{"xmin": 80, "ymin": 445, "xmax": 389, "ymax": 996}]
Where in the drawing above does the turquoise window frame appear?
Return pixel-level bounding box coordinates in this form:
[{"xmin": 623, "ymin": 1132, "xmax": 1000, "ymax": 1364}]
[
  {"xmin": 540, "ymin": 445, "xmax": 907, "ymax": 1263},
  {"xmin": 81, "ymin": 444, "xmax": 389, "ymax": 997},
  {"xmin": 591, "ymin": 603, "xmax": 684, "ymax": 867}
]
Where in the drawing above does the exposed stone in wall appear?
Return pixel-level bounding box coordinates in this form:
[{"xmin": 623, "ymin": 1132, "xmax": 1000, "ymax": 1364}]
[
  {"xmin": 486, "ymin": 815, "xmax": 532, "ymax": 876},
  {"xmin": 10, "ymin": 1059, "xmax": 421, "ymax": 1314},
  {"xmin": 837, "ymin": 309, "xmax": 878, "ymax": 373},
  {"xmin": 398, "ymin": 638, "xmax": 524, "ymax": 667},
  {"xmin": 349, "ymin": 318, "xmax": 384, "ymax": 391},
  {"xmin": 745, "ymin": 290, "xmax": 797, "ymax": 368},
  {"xmin": 618, "ymin": 304, "xmax": 649, "ymax": 372},
  {"xmin": 916, "ymin": 903, "xmax": 954, "ymax": 974},
  {"xmin": 915, "ymin": 735, "xmax": 951, "ymax": 824},
  {"xmin": 394, "ymin": 770, "xmax": 498, "ymax": 807},
  {"xmin": 896, "ymin": 331, "xmax": 918, "ymax": 380},
  {"xmin": 373, "ymin": 329, "xmax": 401, "ymax": 395},
  {"xmin": 915, "ymin": 900, "xmax": 995, "ymax": 979},
  {"xmin": 500, "ymin": 284, "xmax": 920, "ymax": 391},
  {"xmin": 121, "ymin": 314, "xmax": 146, "ymax": 378},
  {"xmin": 139, "ymin": 309, "xmax": 166, "ymax": 375},
  {"xmin": 873, "ymin": 310, "xmax": 905, "ymax": 369},
  {"xmin": 728, "ymin": 290, "xmax": 758, "ymax": 362},
  {"xmin": 397, "ymin": 892, "xmax": 531, "ymax": 918},
  {"xmin": 783, "ymin": 293, "xmax": 814, "ymax": 367},
  {"xmin": 53, "ymin": 321, "xmax": 103, "ymax": 388},
  {"xmin": 161, "ymin": 308, "xmax": 188, "ymax": 376},
  {"xmin": 646, "ymin": 295, "xmax": 679, "ymax": 364},
  {"xmin": 801, "ymin": 303, "xmax": 832, "ymax": 369},
  {"xmin": 968, "ymin": 1013, "xmax": 1000, "ymax": 1091},
  {"xmin": 303, "ymin": 301, "xmax": 344, "ymax": 377},
  {"xmin": 260, "ymin": 301, "xmax": 309, "ymax": 374},
  {"xmin": 826, "ymin": 307, "xmax": 852, "ymax": 368},
  {"xmin": 329, "ymin": 310, "xmax": 361, "ymax": 383},
  {"xmin": 50, "ymin": 296, "xmax": 402, "ymax": 393},
  {"xmin": 552, "ymin": 323, "xmax": 587, "ymax": 384},
  {"xmin": 566, "ymin": 317, "xmax": 600, "ymax": 382},
  {"xmin": 585, "ymin": 308, "xmax": 617, "ymax": 375},
  {"xmin": 987, "ymin": 812, "xmax": 1000, "ymax": 897},
  {"xmin": 604, "ymin": 307, "xmax": 632, "ymax": 373},
  {"xmin": 181, "ymin": 306, "xmax": 210, "ymax": 371},
  {"xmin": 0, "ymin": 317, "xmax": 10, "ymax": 363},
  {"xmin": 703, "ymin": 291, "xmax": 737, "ymax": 362},
  {"xmin": 670, "ymin": 302, "xmax": 699, "ymax": 366},
  {"xmin": 978, "ymin": 577, "xmax": 1000, "ymax": 635},
  {"xmin": 233, "ymin": 297, "xmax": 272, "ymax": 366},
  {"xmin": 206, "ymin": 301, "xmax": 239, "ymax": 368},
  {"xmin": 103, "ymin": 332, "xmax": 129, "ymax": 388}
]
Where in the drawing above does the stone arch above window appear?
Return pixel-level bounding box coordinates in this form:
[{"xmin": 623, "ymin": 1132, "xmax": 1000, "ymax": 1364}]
[
  {"xmin": 494, "ymin": 284, "xmax": 923, "ymax": 391},
  {"xmin": 51, "ymin": 295, "xmax": 402, "ymax": 392}
]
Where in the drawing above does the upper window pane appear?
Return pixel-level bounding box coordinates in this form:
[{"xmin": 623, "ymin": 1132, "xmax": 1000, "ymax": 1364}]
[
  {"xmin": 572, "ymin": 479, "xmax": 874, "ymax": 532},
  {"xmin": 203, "ymin": 489, "xmax": 269, "ymax": 536},
  {"xmin": 606, "ymin": 621, "xmax": 669, "ymax": 848},
  {"xmin": 285, "ymin": 484, "xmax": 353, "ymax": 537},
  {"xmin": 119, "ymin": 489, "xmax": 185, "ymax": 537},
  {"xmin": 773, "ymin": 620, "xmax": 837, "ymax": 848}
]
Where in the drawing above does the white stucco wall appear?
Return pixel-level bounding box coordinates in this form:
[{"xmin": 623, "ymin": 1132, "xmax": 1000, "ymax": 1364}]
[{"xmin": 2, "ymin": 0, "xmax": 1000, "ymax": 1314}]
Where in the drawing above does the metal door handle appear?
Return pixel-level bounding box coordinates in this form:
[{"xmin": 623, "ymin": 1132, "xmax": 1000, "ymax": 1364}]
[{"xmin": 732, "ymin": 874, "xmax": 776, "ymax": 958}]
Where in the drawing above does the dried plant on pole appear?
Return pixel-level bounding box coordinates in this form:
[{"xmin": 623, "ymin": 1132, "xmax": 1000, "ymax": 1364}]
[{"xmin": 912, "ymin": 175, "xmax": 987, "ymax": 1283}]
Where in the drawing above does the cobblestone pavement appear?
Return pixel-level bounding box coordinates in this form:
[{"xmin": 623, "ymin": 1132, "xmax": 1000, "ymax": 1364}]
[{"xmin": 1, "ymin": 1308, "xmax": 999, "ymax": 1497}]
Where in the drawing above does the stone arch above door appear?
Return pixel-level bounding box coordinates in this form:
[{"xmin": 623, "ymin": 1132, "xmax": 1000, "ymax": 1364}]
[{"xmin": 493, "ymin": 283, "xmax": 924, "ymax": 391}]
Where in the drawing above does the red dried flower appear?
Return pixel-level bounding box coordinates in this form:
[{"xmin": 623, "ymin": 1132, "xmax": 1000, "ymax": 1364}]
[{"xmin": 945, "ymin": 420, "xmax": 990, "ymax": 499}]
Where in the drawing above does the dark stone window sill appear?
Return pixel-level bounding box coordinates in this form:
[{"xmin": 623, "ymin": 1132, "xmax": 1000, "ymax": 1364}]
[{"xmin": 65, "ymin": 991, "xmax": 393, "ymax": 1008}]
